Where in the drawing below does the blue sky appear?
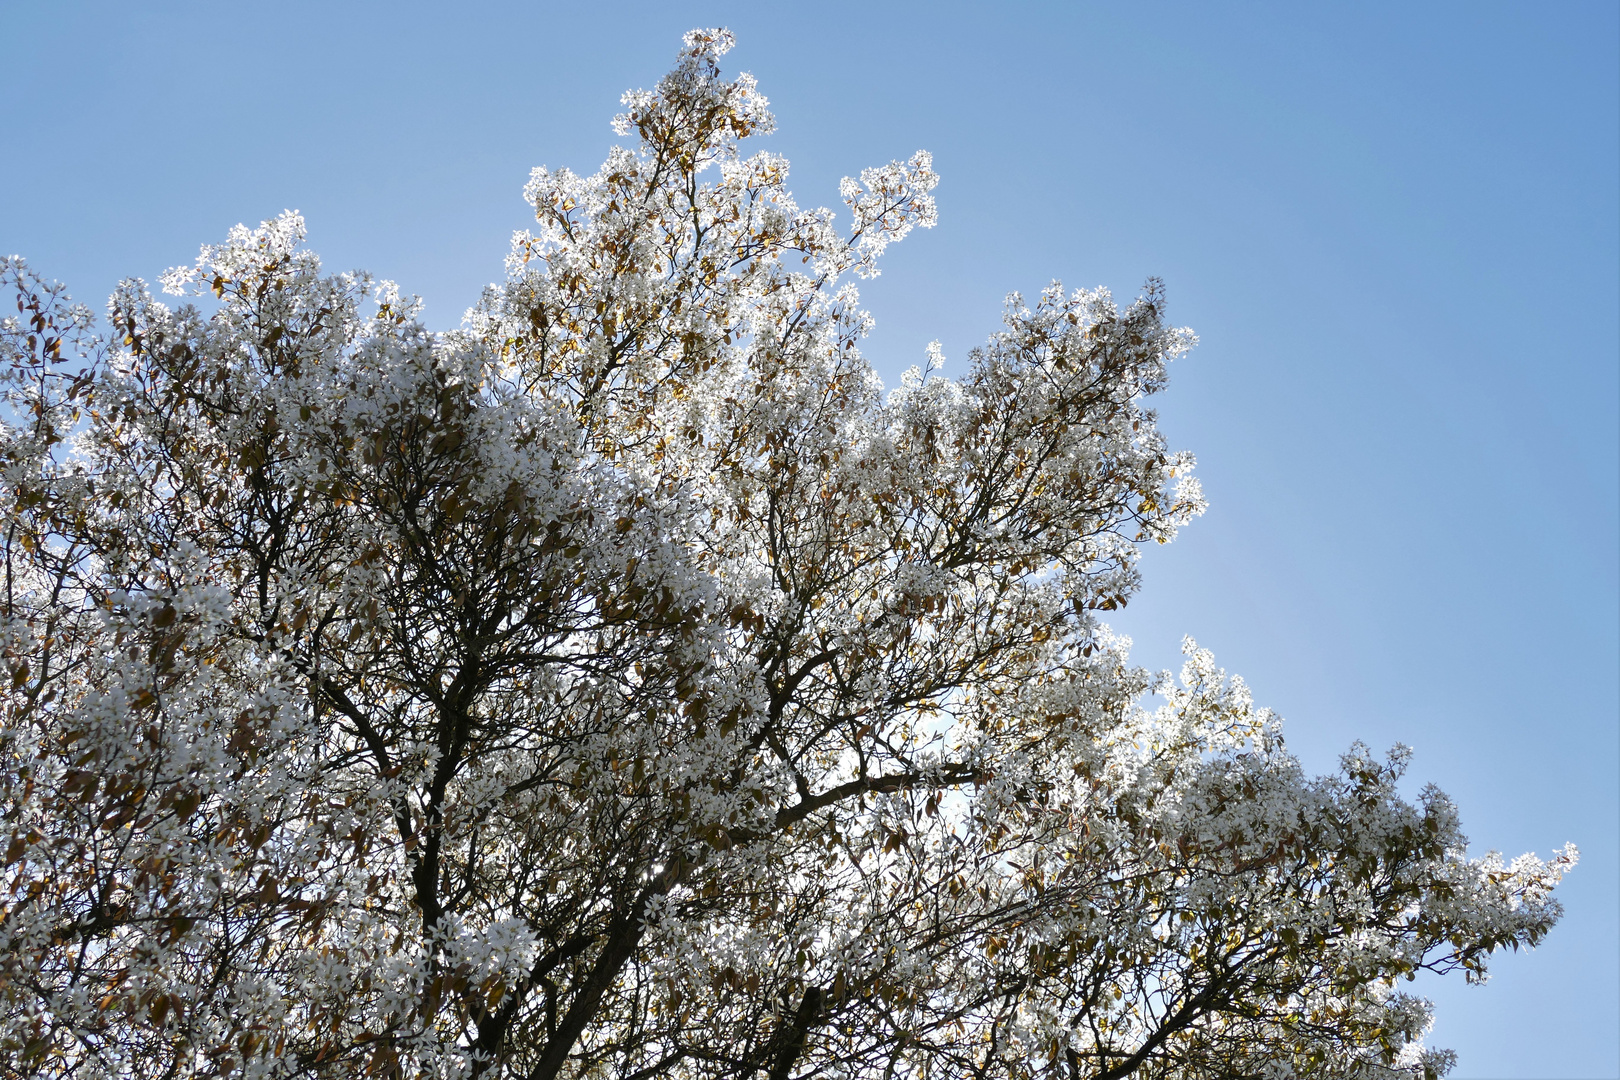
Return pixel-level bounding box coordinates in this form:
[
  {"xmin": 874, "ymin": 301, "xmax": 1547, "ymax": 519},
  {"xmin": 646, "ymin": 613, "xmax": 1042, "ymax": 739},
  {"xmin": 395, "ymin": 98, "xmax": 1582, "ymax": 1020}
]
[{"xmin": 4, "ymin": 2, "xmax": 1616, "ymax": 1075}]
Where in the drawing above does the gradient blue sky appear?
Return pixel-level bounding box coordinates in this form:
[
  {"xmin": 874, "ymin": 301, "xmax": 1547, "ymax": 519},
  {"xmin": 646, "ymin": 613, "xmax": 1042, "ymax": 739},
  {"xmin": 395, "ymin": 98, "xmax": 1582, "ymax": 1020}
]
[{"xmin": 4, "ymin": 3, "xmax": 1615, "ymax": 1075}]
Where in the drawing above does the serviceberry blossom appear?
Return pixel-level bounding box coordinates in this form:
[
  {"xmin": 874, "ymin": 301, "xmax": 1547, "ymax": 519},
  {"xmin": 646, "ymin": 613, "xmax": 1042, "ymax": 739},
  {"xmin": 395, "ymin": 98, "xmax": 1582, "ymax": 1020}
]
[{"xmin": 0, "ymin": 29, "xmax": 1572, "ymax": 1080}]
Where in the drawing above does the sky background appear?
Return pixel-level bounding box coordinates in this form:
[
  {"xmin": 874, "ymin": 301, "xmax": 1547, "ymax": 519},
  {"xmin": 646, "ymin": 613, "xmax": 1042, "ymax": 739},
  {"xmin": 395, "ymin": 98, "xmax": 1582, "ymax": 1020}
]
[{"xmin": 3, "ymin": 2, "xmax": 1616, "ymax": 1075}]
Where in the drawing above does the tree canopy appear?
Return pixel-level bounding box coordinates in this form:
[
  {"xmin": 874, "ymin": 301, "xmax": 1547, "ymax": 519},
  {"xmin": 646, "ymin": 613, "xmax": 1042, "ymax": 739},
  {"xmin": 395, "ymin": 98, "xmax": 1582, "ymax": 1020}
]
[{"xmin": 0, "ymin": 29, "xmax": 1574, "ymax": 1080}]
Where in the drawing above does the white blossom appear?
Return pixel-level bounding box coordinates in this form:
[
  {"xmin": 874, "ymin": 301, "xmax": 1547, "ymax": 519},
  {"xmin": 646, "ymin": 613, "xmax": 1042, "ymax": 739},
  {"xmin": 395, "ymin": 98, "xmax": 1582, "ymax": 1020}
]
[{"xmin": 0, "ymin": 30, "xmax": 1573, "ymax": 1080}]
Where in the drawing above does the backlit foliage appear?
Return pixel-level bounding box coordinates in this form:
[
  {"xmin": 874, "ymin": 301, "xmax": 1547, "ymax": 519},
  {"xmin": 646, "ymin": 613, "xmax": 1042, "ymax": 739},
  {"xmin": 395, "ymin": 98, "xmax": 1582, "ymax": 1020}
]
[{"xmin": 0, "ymin": 30, "xmax": 1572, "ymax": 1080}]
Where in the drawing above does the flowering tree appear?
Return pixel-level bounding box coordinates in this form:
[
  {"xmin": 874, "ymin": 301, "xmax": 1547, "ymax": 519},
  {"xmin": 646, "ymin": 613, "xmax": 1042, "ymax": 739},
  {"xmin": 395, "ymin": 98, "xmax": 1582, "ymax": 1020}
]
[{"xmin": 0, "ymin": 30, "xmax": 1574, "ymax": 1080}]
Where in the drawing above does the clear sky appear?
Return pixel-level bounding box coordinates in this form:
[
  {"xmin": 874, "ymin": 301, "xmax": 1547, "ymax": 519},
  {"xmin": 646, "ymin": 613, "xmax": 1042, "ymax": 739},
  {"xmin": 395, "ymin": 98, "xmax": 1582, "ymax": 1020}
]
[{"xmin": 4, "ymin": 2, "xmax": 1615, "ymax": 1075}]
